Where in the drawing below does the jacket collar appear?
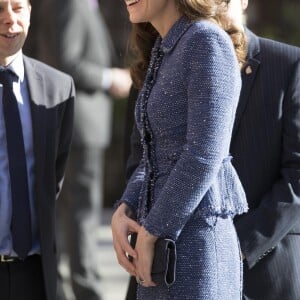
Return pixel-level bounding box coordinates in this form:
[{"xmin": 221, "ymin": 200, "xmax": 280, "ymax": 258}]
[
  {"xmin": 245, "ymin": 28, "xmax": 260, "ymax": 60},
  {"xmin": 161, "ymin": 16, "xmax": 192, "ymax": 54}
]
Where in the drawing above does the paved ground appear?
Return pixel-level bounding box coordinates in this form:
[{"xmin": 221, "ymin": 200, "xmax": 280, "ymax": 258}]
[{"xmin": 59, "ymin": 209, "xmax": 130, "ymax": 300}]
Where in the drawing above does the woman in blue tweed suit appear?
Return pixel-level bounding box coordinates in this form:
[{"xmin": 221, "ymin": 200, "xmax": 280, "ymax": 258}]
[{"xmin": 112, "ymin": 0, "xmax": 248, "ymax": 299}]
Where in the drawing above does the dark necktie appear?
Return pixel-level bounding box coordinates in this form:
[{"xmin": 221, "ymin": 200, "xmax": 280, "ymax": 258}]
[{"xmin": 0, "ymin": 70, "xmax": 32, "ymax": 259}]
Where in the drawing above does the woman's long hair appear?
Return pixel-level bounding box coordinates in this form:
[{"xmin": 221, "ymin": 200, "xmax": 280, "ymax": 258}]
[{"xmin": 130, "ymin": 0, "xmax": 247, "ymax": 89}]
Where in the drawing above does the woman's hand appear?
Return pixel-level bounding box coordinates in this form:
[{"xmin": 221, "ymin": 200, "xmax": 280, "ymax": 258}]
[
  {"xmin": 134, "ymin": 226, "xmax": 158, "ymax": 287},
  {"xmin": 111, "ymin": 203, "xmax": 140, "ymax": 276}
]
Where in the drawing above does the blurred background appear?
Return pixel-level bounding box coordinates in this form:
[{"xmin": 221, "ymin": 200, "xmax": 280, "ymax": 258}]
[{"xmin": 100, "ymin": 0, "xmax": 300, "ymax": 210}]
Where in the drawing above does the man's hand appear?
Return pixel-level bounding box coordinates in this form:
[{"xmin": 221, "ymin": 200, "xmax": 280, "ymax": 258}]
[{"xmin": 109, "ymin": 68, "xmax": 132, "ymax": 98}]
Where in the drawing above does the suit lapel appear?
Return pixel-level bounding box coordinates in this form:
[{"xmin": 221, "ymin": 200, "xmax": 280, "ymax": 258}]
[
  {"xmin": 232, "ymin": 30, "xmax": 261, "ymax": 139},
  {"xmin": 23, "ymin": 56, "xmax": 47, "ymax": 181}
]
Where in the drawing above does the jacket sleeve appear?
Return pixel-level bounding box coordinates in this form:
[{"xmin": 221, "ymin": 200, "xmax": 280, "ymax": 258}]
[
  {"xmin": 143, "ymin": 27, "xmax": 242, "ymax": 240},
  {"xmin": 116, "ymin": 162, "xmax": 145, "ymax": 216},
  {"xmin": 235, "ymin": 58, "xmax": 300, "ymax": 268}
]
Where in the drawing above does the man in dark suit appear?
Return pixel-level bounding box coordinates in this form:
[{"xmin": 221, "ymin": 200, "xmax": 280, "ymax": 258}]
[
  {"xmin": 229, "ymin": 0, "xmax": 300, "ymax": 299},
  {"xmin": 0, "ymin": 0, "xmax": 74, "ymax": 300},
  {"xmin": 24, "ymin": 0, "xmax": 131, "ymax": 299},
  {"xmin": 124, "ymin": 0, "xmax": 300, "ymax": 299}
]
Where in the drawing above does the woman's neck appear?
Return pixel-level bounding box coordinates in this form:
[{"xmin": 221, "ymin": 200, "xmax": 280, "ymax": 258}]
[{"xmin": 151, "ymin": 7, "xmax": 182, "ymax": 38}]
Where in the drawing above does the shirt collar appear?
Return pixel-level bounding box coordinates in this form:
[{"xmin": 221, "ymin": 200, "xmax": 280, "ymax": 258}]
[
  {"xmin": 160, "ymin": 16, "xmax": 192, "ymax": 54},
  {"xmin": 0, "ymin": 51, "xmax": 25, "ymax": 81}
]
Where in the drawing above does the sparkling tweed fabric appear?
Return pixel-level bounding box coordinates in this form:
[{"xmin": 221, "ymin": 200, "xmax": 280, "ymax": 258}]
[{"xmin": 120, "ymin": 17, "xmax": 248, "ymax": 299}]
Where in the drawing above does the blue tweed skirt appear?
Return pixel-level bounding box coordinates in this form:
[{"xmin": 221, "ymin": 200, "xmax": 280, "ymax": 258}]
[{"xmin": 137, "ymin": 213, "xmax": 242, "ymax": 300}]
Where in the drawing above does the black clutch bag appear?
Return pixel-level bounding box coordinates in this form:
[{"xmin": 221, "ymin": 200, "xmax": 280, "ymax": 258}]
[{"xmin": 151, "ymin": 238, "xmax": 177, "ymax": 286}]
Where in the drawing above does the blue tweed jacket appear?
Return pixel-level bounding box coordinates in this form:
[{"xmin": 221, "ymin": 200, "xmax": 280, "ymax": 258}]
[{"xmin": 121, "ymin": 17, "xmax": 248, "ymax": 241}]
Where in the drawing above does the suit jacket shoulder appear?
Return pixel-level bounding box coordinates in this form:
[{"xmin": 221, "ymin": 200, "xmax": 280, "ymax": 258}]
[
  {"xmin": 259, "ymin": 36, "xmax": 300, "ymax": 58},
  {"xmin": 23, "ymin": 55, "xmax": 75, "ymax": 107},
  {"xmin": 24, "ymin": 55, "xmax": 74, "ymax": 87},
  {"xmin": 247, "ymin": 30, "xmax": 300, "ymax": 66}
]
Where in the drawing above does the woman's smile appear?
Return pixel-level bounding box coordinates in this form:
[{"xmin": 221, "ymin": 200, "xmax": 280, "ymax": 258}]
[{"xmin": 125, "ymin": 0, "xmax": 140, "ymax": 7}]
